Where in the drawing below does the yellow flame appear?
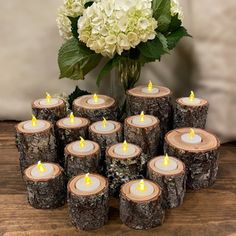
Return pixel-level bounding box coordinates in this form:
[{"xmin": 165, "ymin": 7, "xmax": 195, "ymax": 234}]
[
  {"xmin": 122, "ymin": 140, "xmax": 128, "ymax": 152},
  {"xmin": 148, "ymin": 80, "xmax": 153, "ymax": 91},
  {"xmin": 69, "ymin": 112, "xmax": 75, "ymax": 124},
  {"xmin": 93, "ymin": 93, "xmax": 98, "ymax": 103},
  {"xmin": 37, "ymin": 161, "xmax": 46, "ymax": 173},
  {"xmin": 79, "ymin": 136, "xmax": 85, "ymax": 148},
  {"xmin": 32, "ymin": 115, "xmax": 37, "ymax": 127},
  {"xmin": 137, "ymin": 179, "xmax": 146, "ymax": 192},
  {"xmin": 189, "ymin": 128, "xmax": 195, "ymax": 139},
  {"xmin": 46, "ymin": 92, "xmax": 52, "ymax": 103},
  {"xmin": 140, "ymin": 111, "xmax": 145, "ymax": 122},
  {"xmin": 102, "ymin": 117, "xmax": 107, "ymax": 128},
  {"xmin": 163, "ymin": 153, "xmax": 170, "ymax": 166},
  {"xmin": 84, "ymin": 173, "xmax": 91, "ymax": 185},
  {"xmin": 189, "ymin": 91, "xmax": 195, "ymax": 101}
]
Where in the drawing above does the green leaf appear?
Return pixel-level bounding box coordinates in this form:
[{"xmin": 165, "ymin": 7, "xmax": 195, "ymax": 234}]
[
  {"xmin": 166, "ymin": 26, "xmax": 191, "ymax": 50},
  {"xmin": 58, "ymin": 38, "xmax": 102, "ymax": 80},
  {"xmin": 68, "ymin": 16, "xmax": 79, "ymax": 39},
  {"xmin": 168, "ymin": 14, "xmax": 182, "ymax": 32},
  {"xmin": 68, "ymin": 86, "xmax": 90, "ymax": 108},
  {"xmin": 157, "ymin": 32, "xmax": 169, "ymax": 53}
]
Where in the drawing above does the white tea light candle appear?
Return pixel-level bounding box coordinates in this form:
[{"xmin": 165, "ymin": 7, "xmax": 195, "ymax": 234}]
[
  {"xmin": 181, "ymin": 128, "xmax": 202, "ymax": 144},
  {"xmin": 75, "ymin": 173, "xmax": 101, "ymax": 192},
  {"xmin": 114, "ymin": 141, "xmax": 136, "ymax": 156},
  {"xmin": 130, "ymin": 179, "xmax": 154, "ymax": 197},
  {"xmin": 62, "ymin": 112, "xmax": 82, "ymax": 127},
  {"xmin": 155, "ymin": 154, "xmax": 178, "ymax": 172},
  {"xmin": 72, "ymin": 138, "xmax": 94, "ymax": 153},
  {"xmin": 87, "ymin": 94, "xmax": 105, "ymax": 105},
  {"xmin": 141, "ymin": 81, "xmax": 160, "ymax": 94},
  {"xmin": 23, "ymin": 115, "xmax": 46, "ymax": 131},
  {"xmin": 94, "ymin": 118, "xmax": 115, "ymax": 132},
  {"xmin": 131, "ymin": 111, "xmax": 153, "ymax": 126},
  {"xmin": 31, "ymin": 161, "xmax": 54, "ymax": 178},
  {"xmin": 181, "ymin": 91, "xmax": 201, "ymax": 106},
  {"xmin": 39, "ymin": 92, "xmax": 60, "ymax": 106}
]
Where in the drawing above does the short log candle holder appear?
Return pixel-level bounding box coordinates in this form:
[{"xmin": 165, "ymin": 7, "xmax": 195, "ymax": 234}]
[
  {"xmin": 23, "ymin": 162, "xmax": 66, "ymax": 209},
  {"xmin": 120, "ymin": 179, "xmax": 165, "ymax": 230},
  {"xmin": 67, "ymin": 173, "xmax": 109, "ymax": 231},
  {"xmin": 73, "ymin": 94, "xmax": 118, "ymax": 122},
  {"xmin": 106, "ymin": 142, "xmax": 146, "ymax": 196},
  {"xmin": 56, "ymin": 115, "xmax": 90, "ymax": 166},
  {"xmin": 126, "ymin": 85, "xmax": 172, "ymax": 147},
  {"xmin": 32, "ymin": 97, "xmax": 67, "ymax": 124},
  {"xmin": 124, "ymin": 113, "xmax": 160, "ymax": 159},
  {"xmin": 164, "ymin": 128, "xmax": 220, "ymax": 189},
  {"xmin": 147, "ymin": 155, "xmax": 186, "ymax": 208},
  {"xmin": 174, "ymin": 94, "xmax": 209, "ymax": 129},
  {"xmin": 16, "ymin": 119, "xmax": 57, "ymax": 172},
  {"xmin": 64, "ymin": 139, "xmax": 101, "ymax": 179}
]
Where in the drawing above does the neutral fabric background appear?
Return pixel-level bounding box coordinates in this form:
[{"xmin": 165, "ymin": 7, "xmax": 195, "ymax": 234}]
[{"xmin": 0, "ymin": 0, "xmax": 235, "ymax": 143}]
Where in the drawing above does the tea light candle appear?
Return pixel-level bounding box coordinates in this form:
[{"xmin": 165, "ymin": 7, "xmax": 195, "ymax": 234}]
[
  {"xmin": 39, "ymin": 92, "xmax": 60, "ymax": 106},
  {"xmin": 93, "ymin": 117, "xmax": 115, "ymax": 132},
  {"xmin": 181, "ymin": 128, "xmax": 202, "ymax": 144},
  {"xmin": 75, "ymin": 173, "xmax": 101, "ymax": 192},
  {"xmin": 31, "ymin": 161, "xmax": 54, "ymax": 178},
  {"xmin": 114, "ymin": 141, "xmax": 136, "ymax": 156},
  {"xmin": 141, "ymin": 81, "xmax": 160, "ymax": 94},
  {"xmin": 61, "ymin": 112, "xmax": 82, "ymax": 127},
  {"xmin": 23, "ymin": 115, "xmax": 46, "ymax": 131},
  {"xmin": 155, "ymin": 154, "xmax": 178, "ymax": 171},
  {"xmin": 180, "ymin": 91, "xmax": 201, "ymax": 106},
  {"xmin": 130, "ymin": 179, "xmax": 154, "ymax": 197},
  {"xmin": 71, "ymin": 137, "xmax": 94, "ymax": 153},
  {"xmin": 131, "ymin": 111, "xmax": 153, "ymax": 126},
  {"xmin": 87, "ymin": 93, "xmax": 105, "ymax": 105}
]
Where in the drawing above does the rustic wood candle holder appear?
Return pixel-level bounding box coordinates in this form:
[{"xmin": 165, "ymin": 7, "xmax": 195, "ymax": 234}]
[
  {"xmin": 164, "ymin": 128, "xmax": 220, "ymax": 189},
  {"xmin": 23, "ymin": 163, "xmax": 66, "ymax": 209},
  {"xmin": 147, "ymin": 156, "xmax": 186, "ymax": 208},
  {"xmin": 174, "ymin": 98, "xmax": 209, "ymax": 129},
  {"xmin": 15, "ymin": 120, "xmax": 58, "ymax": 172},
  {"xmin": 120, "ymin": 179, "xmax": 165, "ymax": 229},
  {"xmin": 67, "ymin": 174, "xmax": 109, "ymax": 231}
]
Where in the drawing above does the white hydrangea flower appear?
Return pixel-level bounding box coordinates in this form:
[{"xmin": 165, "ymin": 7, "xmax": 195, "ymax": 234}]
[
  {"xmin": 78, "ymin": 0, "xmax": 157, "ymax": 58},
  {"xmin": 171, "ymin": 0, "xmax": 183, "ymax": 20}
]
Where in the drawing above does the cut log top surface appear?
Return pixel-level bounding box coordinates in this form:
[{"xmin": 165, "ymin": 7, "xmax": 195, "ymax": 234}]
[
  {"xmin": 65, "ymin": 140, "xmax": 100, "ymax": 157},
  {"xmin": 148, "ymin": 156, "xmax": 185, "ymax": 176},
  {"xmin": 107, "ymin": 143, "xmax": 141, "ymax": 160},
  {"xmin": 68, "ymin": 174, "xmax": 107, "ymax": 196},
  {"xmin": 73, "ymin": 95, "xmax": 115, "ymax": 109},
  {"xmin": 24, "ymin": 163, "xmax": 62, "ymax": 182},
  {"xmin": 32, "ymin": 98, "xmax": 64, "ymax": 109},
  {"xmin": 121, "ymin": 179, "xmax": 161, "ymax": 202},
  {"xmin": 16, "ymin": 120, "xmax": 52, "ymax": 134},
  {"xmin": 125, "ymin": 115, "xmax": 159, "ymax": 128},
  {"xmin": 89, "ymin": 120, "xmax": 122, "ymax": 134},
  {"xmin": 177, "ymin": 98, "xmax": 208, "ymax": 107},
  {"xmin": 165, "ymin": 128, "xmax": 220, "ymax": 152},
  {"xmin": 127, "ymin": 85, "xmax": 171, "ymax": 98},
  {"xmin": 56, "ymin": 117, "xmax": 90, "ymax": 129}
]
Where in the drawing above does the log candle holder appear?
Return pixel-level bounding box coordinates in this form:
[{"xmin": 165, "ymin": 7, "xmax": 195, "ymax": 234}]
[
  {"xmin": 68, "ymin": 173, "xmax": 109, "ymax": 231},
  {"xmin": 73, "ymin": 94, "xmax": 118, "ymax": 122},
  {"xmin": 64, "ymin": 140, "xmax": 101, "ymax": 179},
  {"xmin": 147, "ymin": 156, "xmax": 186, "ymax": 208},
  {"xmin": 164, "ymin": 128, "xmax": 220, "ymax": 189},
  {"xmin": 120, "ymin": 179, "xmax": 165, "ymax": 229},
  {"xmin": 16, "ymin": 120, "xmax": 58, "ymax": 172},
  {"xmin": 23, "ymin": 162, "xmax": 66, "ymax": 209}
]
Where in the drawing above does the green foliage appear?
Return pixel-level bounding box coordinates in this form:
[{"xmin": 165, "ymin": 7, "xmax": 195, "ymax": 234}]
[
  {"xmin": 68, "ymin": 86, "xmax": 90, "ymax": 108},
  {"xmin": 84, "ymin": 1, "xmax": 94, "ymax": 8},
  {"xmin": 68, "ymin": 16, "xmax": 79, "ymax": 39},
  {"xmin": 168, "ymin": 14, "xmax": 182, "ymax": 32},
  {"xmin": 58, "ymin": 38, "xmax": 102, "ymax": 80}
]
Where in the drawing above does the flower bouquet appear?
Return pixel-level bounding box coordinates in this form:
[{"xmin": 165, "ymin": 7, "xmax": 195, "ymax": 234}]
[{"xmin": 57, "ymin": 0, "xmax": 190, "ymax": 91}]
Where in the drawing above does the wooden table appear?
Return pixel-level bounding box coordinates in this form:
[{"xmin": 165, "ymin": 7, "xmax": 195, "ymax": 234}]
[{"xmin": 0, "ymin": 121, "xmax": 236, "ymax": 236}]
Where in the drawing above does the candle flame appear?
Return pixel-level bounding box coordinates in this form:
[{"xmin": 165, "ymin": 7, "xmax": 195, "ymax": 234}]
[
  {"xmin": 79, "ymin": 136, "xmax": 85, "ymax": 148},
  {"xmin": 37, "ymin": 161, "xmax": 46, "ymax": 173},
  {"xmin": 137, "ymin": 179, "xmax": 146, "ymax": 192},
  {"xmin": 32, "ymin": 115, "xmax": 37, "ymax": 127},
  {"xmin": 163, "ymin": 153, "xmax": 170, "ymax": 166},
  {"xmin": 189, "ymin": 128, "xmax": 195, "ymax": 139},
  {"xmin": 122, "ymin": 140, "xmax": 128, "ymax": 152},
  {"xmin": 84, "ymin": 173, "xmax": 91, "ymax": 185},
  {"xmin": 93, "ymin": 93, "xmax": 98, "ymax": 103},
  {"xmin": 46, "ymin": 92, "xmax": 52, "ymax": 103},
  {"xmin": 140, "ymin": 111, "xmax": 145, "ymax": 122},
  {"xmin": 102, "ymin": 117, "xmax": 107, "ymax": 128},
  {"xmin": 69, "ymin": 112, "xmax": 75, "ymax": 124},
  {"xmin": 189, "ymin": 91, "xmax": 195, "ymax": 101},
  {"xmin": 148, "ymin": 81, "xmax": 153, "ymax": 91}
]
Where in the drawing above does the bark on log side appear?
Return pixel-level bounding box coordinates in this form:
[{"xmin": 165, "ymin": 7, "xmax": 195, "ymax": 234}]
[
  {"xmin": 147, "ymin": 157, "xmax": 186, "ymax": 208},
  {"xmin": 15, "ymin": 121, "xmax": 58, "ymax": 173},
  {"xmin": 164, "ymin": 128, "xmax": 220, "ymax": 190},
  {"xmin": 174, "ymin": 98, "xmax": 209, "ymax": 129},
  {"xmin": 64, "ymin": 141, "xmax": 101, "ymax": 179},
  {"xmin": 120, "ymin": 180, "xmax": 165, "ymax": 230},
  {"xmin": 67, "ymin": 174, "xmax": 109, "ymax": 231},
  {"xmin": 23, "ymin": 163, "xmax": 66, "ymax": 209},
  {"xmin": 73, "ymin": 95, "xmax": 118, "ymax": 122}
]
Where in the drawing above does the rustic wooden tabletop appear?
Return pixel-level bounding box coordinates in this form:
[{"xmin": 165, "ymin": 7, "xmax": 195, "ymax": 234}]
[{"xmin": 0, "ymin": 121, "xmax": 236, "ymax": 236}]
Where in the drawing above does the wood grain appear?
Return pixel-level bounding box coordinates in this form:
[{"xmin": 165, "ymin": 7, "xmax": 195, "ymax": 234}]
[{"xmin": 0, "ymin": 121, "xmax": 236, "ymax": 236}]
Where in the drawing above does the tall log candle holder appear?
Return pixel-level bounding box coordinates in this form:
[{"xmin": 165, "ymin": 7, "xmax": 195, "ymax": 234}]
[
  {"xmin": 147, "ymin": 155, "xmax": 186, "ymax": 208},
  {"xmin": 68, "ymin": 173, "xmax": 109, "ymax": 231},
  {"xmin": 73, "ymin": 94, "xmax": 118, "ymax": 122},
  {"xmin": 164, "ymin": 128, "xmax": 220, "ymax": 189},
  {"xmin": 16, "ymin": 119, "xmax": 58, "ymax": 172},
  {"xmin": 64, "ymin": 139, "xmax": 101, "ymax": 179},
  {"xmin": 23, "ymin": 162, "xmax": 66, "ymax": 209},
  {"xmin": 120, "ymin": 179, "xmax": 165, "ymax": 229}
]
